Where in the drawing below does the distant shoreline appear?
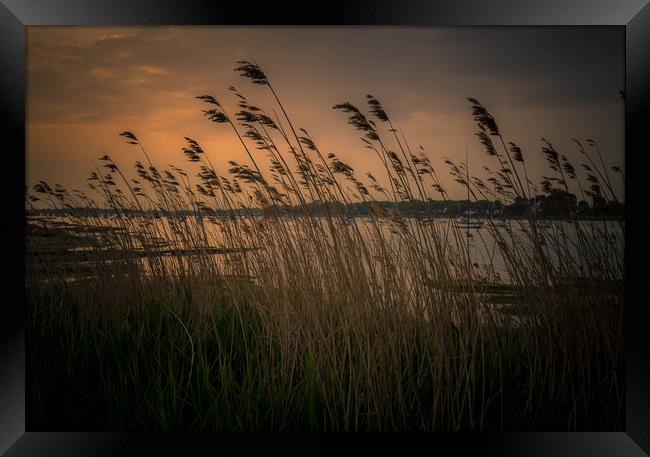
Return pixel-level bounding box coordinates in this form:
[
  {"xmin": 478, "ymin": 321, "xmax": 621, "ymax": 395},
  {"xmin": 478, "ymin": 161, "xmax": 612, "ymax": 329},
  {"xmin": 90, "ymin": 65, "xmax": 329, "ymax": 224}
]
[{"xmin": 26, "ymin": 208, "xmax": 624, "ymax": 222}]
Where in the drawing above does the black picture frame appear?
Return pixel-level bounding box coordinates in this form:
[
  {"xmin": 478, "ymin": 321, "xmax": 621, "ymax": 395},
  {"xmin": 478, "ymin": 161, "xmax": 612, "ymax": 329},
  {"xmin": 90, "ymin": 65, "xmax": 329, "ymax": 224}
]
[{"xmin": 4, "ymin": 0, "xmax": 650, "ymax": 454}]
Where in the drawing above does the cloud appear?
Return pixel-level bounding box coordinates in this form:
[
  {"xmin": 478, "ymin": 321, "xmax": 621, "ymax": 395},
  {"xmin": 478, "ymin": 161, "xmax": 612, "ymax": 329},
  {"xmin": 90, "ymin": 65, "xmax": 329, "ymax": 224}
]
[
  {"xmin": 136, "ymin": 65, "xmax": 167, "ymax": 75},
  {"xmin": 89, "ymin": 67, "xmax": 117, "ymax": 79},
  {"xmin": 99, "ymin": 33, "xmax": 130, "ymax": 41}
]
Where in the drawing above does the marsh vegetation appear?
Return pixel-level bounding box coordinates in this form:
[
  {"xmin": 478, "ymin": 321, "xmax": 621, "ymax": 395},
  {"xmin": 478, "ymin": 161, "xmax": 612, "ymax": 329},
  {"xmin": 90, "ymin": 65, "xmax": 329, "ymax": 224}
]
[{"xmin": 26, "ymin": 61, "xmax": 624, "ymax": 431}]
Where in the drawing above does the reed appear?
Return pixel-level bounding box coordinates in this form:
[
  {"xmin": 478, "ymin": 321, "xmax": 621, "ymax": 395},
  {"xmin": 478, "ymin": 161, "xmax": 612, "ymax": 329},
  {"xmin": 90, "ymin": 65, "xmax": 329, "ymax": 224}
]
[{"xmin": 26, "ymin": 61, "xmax": 624, "ymax": 431}]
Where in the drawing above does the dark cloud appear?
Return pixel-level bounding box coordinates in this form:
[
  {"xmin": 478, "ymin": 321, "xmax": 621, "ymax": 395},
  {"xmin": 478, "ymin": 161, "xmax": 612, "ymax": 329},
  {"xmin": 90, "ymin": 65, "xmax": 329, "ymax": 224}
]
[{"xmin": 28, "ymin": 27, "xmax": 623, "ymax": 122}]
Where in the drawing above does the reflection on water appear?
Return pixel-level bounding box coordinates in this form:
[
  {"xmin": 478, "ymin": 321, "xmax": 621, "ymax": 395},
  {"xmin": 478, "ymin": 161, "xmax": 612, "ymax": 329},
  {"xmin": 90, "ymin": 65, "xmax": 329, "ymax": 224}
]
[{"xmin": 27, "ymin": 214, "xmax": 624, "ymax": 284}]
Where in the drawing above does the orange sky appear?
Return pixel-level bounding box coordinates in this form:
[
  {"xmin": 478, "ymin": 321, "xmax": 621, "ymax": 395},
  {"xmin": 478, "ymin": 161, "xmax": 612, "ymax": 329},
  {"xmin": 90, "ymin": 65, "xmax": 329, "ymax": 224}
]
[{"xmin": 26, "ymin": 26, "xmax": 625, "ymax": 202}]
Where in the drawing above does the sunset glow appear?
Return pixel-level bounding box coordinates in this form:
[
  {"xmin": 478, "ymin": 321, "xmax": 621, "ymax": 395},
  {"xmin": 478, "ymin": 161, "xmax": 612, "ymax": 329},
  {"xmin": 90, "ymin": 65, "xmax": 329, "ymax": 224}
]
[{"xmin": 27, "ymin": 26, "xmax": 624, "ymax": 201}]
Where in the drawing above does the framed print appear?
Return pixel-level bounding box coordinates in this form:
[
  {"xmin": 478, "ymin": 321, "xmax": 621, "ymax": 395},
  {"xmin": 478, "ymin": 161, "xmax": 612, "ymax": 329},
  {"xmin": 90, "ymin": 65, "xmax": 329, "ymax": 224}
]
[{"xmin": 3, "ymin": 0, "xmax": 650, "ymax": 454}]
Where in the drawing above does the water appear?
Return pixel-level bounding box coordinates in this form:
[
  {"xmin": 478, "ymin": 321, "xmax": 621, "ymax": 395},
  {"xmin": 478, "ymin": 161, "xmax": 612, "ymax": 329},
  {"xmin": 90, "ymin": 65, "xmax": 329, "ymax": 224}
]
[{"xmin": 27, "ymin": 214, "xmax": 624, "ymax": 284}]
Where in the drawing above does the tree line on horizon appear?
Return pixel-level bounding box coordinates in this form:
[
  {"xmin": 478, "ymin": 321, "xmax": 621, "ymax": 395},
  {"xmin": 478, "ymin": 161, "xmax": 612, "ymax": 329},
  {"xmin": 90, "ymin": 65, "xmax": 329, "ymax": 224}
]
[{"xmin": 27, "ymin": 190, "xmax": 623, "ymax": 220}]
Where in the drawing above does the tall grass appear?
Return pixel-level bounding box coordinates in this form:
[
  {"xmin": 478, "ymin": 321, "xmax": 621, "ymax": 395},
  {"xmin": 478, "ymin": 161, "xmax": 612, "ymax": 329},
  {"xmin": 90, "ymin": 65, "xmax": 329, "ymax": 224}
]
[{"xmin": 26, "ymin": 61, "xmax": 624, "ymax": 431}]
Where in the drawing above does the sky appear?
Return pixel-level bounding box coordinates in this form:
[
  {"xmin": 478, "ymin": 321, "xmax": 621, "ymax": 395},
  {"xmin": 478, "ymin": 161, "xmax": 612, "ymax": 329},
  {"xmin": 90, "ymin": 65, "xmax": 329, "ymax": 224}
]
[{"xmin": 26, "ymin": 26, "xmax": 625, "ymax": 202}]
